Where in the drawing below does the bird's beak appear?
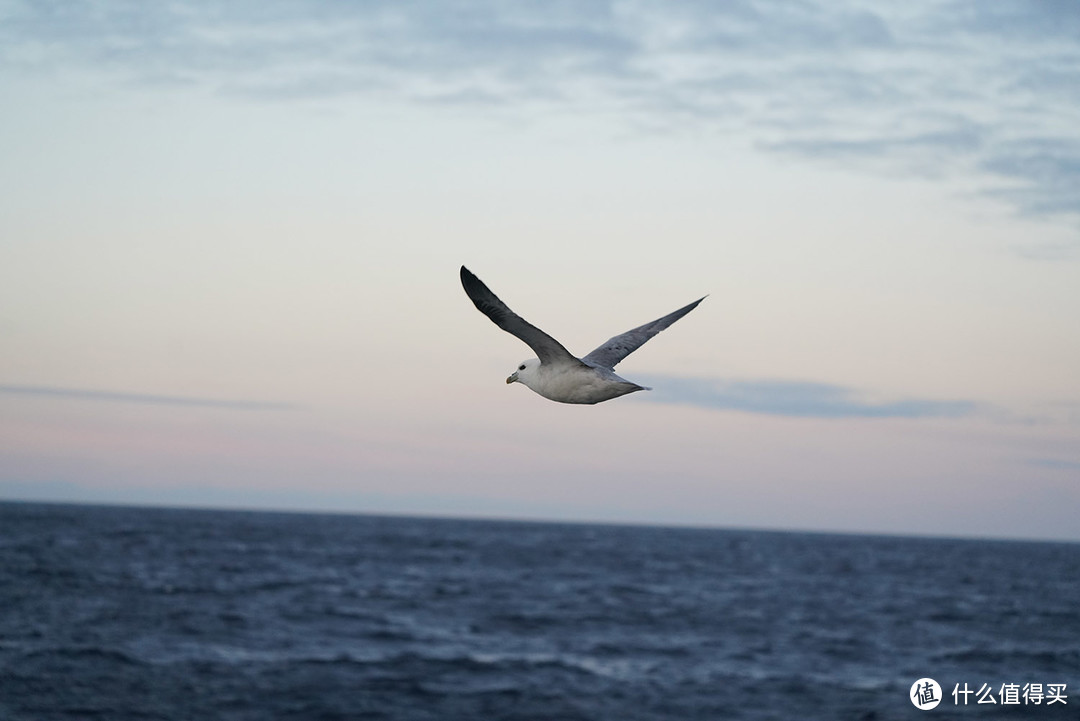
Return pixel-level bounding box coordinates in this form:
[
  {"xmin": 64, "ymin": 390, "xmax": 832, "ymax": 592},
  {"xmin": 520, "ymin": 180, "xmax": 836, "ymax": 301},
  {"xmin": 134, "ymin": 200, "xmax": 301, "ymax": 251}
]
[{"xmin": 506, "ymin": 372, "xmax": 518, "ymax": 384}]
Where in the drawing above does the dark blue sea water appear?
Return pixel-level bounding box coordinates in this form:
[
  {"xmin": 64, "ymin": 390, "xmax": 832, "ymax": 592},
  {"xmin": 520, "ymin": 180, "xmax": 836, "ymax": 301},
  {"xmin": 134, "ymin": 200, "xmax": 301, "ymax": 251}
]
[{"xmin": 0, "ymin": 502, "xmax": 1076, "ymax": 720}]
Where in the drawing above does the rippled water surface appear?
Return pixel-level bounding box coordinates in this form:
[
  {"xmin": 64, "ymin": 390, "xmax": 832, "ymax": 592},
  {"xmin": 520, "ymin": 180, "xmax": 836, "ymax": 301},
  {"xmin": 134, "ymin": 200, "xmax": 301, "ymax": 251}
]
[{"xmin": 1, "ymin": 502, "xmax": 1077, "ymax": 720}]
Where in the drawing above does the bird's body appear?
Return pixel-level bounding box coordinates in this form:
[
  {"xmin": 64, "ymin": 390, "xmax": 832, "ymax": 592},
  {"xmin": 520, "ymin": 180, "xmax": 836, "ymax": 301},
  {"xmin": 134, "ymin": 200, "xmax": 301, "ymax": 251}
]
[
  {"xmin": 460, "ymin": 266, "xmax": 704, "ymax": 405},
  {"xmin": 513, "ymin": 357, "xmax": 645, "ymax": 404}
]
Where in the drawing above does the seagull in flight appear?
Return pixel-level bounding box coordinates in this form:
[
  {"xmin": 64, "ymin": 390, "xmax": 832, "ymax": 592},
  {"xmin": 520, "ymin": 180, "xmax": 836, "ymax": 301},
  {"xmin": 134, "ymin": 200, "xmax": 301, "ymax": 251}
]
[{"xmin": 460, "ymin": 266, "xmax": 705, "ymax": 404}]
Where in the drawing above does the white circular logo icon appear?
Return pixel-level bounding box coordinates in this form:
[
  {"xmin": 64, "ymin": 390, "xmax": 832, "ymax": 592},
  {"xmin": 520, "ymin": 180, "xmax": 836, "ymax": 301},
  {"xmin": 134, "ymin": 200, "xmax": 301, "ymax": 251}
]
[{"xmin": 911, "ymin": 678, "xmax": 942, "ymax": 710}]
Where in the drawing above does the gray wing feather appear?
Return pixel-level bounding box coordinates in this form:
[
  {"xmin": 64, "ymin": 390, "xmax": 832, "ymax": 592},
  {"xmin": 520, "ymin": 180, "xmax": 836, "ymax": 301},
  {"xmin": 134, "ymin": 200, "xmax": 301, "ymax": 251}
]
[
  {"xmin": 460, "ymin": 266, "xmax": 579, "ymax": 366},
  {"xmin": 582, "ymin": 296, "xmax": 705, "ymax": 370}
]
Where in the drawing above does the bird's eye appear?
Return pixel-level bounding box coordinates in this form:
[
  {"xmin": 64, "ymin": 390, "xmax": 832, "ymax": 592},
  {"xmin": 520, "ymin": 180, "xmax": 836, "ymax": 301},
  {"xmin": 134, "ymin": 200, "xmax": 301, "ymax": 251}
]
[{"xmin": 519, "ymin": 364, "xmax": 526, "ymax": 371}]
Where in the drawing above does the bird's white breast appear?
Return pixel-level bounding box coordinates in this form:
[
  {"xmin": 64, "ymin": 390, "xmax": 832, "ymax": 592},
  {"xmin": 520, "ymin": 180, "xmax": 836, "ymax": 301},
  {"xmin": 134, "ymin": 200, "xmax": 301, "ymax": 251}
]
[{"xmin": 531, "ymin": 364, "xmax": 643, "ymax": 405}]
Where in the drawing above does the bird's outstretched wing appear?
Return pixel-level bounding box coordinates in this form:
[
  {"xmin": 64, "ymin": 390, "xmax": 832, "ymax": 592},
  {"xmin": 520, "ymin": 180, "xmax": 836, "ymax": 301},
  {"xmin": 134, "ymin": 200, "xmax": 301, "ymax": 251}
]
[
  {"xmin": 582, "ymin": 296, "xmax": 705, "ymax": 370},
  {"xmin": 460, "ymin": 266, "xmax": 579, "ymax": 366}
]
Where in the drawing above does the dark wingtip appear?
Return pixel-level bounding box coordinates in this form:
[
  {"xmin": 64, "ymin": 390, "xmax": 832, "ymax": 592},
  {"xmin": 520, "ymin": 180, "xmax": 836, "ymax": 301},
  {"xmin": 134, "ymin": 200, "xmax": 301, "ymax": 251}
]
[
  {"xmin": 685, "ymin": 295, "xmax": 707, "ymax": 312},
  {"xmin": 460, "ymin": 266, "xmax": 495, "ymax": 314},
  {"xmin": 460, "ymin": 265, "xmax": 483, "ymax": 289}
]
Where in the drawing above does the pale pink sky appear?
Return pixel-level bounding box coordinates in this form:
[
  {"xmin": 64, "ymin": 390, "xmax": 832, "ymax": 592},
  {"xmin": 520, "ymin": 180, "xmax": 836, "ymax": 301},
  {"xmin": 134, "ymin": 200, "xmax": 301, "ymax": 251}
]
[{"xmin": 2, "ymin": 1, "xmax": 1079, "ymax": 540}]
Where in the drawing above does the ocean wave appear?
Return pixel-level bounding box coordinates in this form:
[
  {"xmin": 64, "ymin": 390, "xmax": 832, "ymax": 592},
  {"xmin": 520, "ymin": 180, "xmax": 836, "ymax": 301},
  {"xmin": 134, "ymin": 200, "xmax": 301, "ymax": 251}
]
[
  {"xmin": 18, "ymin": 645, "xmax": 145, "ymax": 668},
  {"xmin": 933, "ymin": 645, "xmax": 1079, "ymax": 670}
]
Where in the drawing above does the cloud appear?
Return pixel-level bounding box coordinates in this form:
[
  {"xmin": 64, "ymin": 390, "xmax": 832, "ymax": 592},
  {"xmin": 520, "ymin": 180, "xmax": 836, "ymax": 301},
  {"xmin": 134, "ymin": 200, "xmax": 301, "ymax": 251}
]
[
  {"xmin": 636, "ymin": 376, "xmax": 978, "ymax": 420},
  {"xmin": 1027, "ymin": 458, "xmax": 1080, "ymax": 473},
  {"xmin": 941, "ymin": 0, "xmax": 1080, "ymax": 43},
  {"xmin": 760, "ymin": 123, "xmax": 986, "ymax": 178},
  {"xmin": 0, "ymin": 385, "xmax": 298, "ymax": 411},
  {"xmin": 979, "ymin": 138, "xmax": 1080, "ymax": 218},
  {"xmin": 2, "ymin": 0, "xmax": 1078, "ymax": 235}
]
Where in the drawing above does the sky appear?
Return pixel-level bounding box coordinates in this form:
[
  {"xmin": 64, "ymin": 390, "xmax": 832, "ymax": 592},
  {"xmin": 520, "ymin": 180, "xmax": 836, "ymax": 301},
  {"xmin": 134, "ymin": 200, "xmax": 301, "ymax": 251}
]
[{"xmin": 1, "ymin": 0, "xmax": 1079, "ymax": 541}]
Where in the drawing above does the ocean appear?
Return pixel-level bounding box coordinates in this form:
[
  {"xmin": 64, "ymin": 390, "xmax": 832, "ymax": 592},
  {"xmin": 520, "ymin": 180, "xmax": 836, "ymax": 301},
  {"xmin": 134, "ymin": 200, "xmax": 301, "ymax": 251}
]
[{"xmin": 0, "ymin": 502, "xmax": 1076, "ymax": 720}]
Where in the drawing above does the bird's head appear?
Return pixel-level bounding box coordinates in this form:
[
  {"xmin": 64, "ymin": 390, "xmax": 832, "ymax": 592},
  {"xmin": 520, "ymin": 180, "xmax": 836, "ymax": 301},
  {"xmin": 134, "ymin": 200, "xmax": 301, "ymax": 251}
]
[{"xmin": 507, "ymin": 358, "xmax": 541, "ymax": 387}]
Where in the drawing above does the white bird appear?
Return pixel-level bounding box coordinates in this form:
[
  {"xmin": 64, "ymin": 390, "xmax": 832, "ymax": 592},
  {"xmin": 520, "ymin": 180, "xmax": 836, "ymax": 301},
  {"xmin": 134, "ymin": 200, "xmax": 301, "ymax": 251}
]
[{"xmin": 460, "ymin": 266, "xmax": 705, "ymax": 405}]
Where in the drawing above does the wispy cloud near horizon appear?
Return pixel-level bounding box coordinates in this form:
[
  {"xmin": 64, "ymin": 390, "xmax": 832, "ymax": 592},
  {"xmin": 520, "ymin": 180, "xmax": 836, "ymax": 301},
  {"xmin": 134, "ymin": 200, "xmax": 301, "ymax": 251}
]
[
  {"xmin": 1026, "ymin": 458, "xmax": 1080, "ymax": 473},
  {"xmin": 637, "ymin": 376, "xmax": 978, "ymax": 420},
  {"xmin": 0, "ymin": 385, "xmax": 298, "ymax": 411}
]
